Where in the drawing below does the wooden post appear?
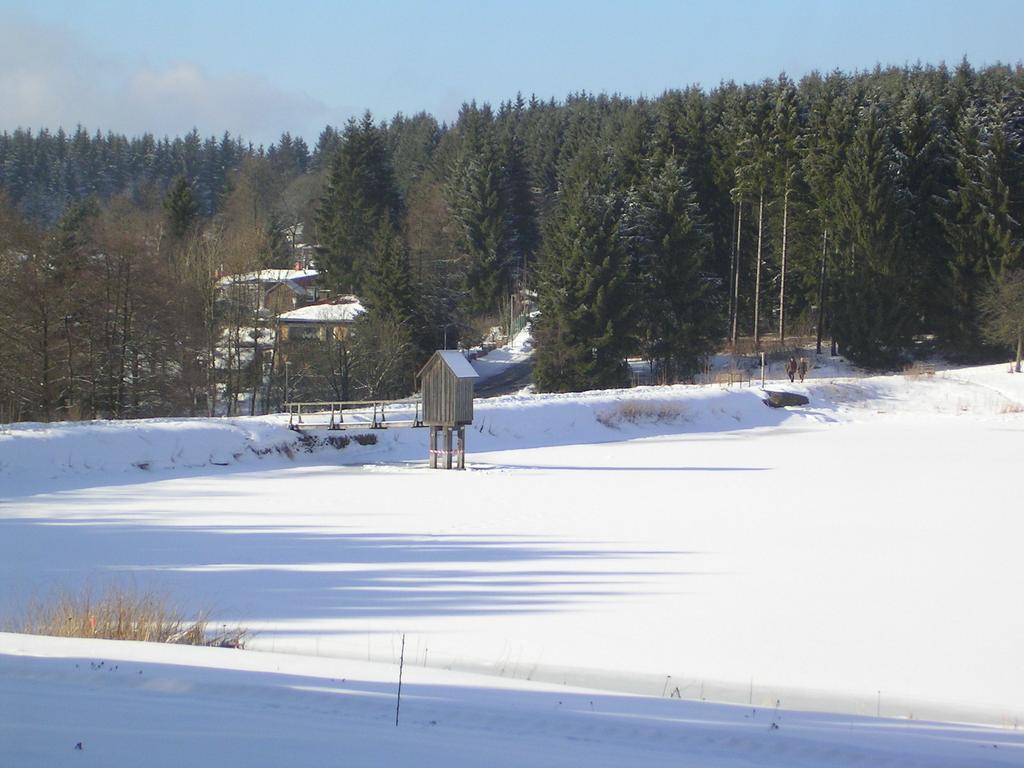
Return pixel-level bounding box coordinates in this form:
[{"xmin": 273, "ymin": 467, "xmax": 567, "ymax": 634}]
[
  {"xmin": 429, "ymin": 426, "xmax": 438, "ymax": 469},
  {"xmin": 457, "ymin": 427, "xmax": 465, "ymax": 470},
  {"xmin": 444, "ymin": 427, "xmax": 453, "ymax": 470}
]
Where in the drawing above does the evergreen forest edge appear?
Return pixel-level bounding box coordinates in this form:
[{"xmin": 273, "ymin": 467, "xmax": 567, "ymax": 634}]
[{"xmin": 1, "ymin": 59, "xmax": 1023, "ymax": 422}]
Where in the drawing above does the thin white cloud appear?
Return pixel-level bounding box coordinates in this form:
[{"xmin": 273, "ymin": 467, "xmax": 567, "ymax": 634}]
[{"xmin": 0, "ymin": 15, "xmax": 346, "ymax": 144}]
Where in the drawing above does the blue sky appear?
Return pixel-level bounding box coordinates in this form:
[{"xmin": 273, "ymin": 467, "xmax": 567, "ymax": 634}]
[{"xmin": 1, "ymin": 0, "xmax": 1020, "ymax": 145}]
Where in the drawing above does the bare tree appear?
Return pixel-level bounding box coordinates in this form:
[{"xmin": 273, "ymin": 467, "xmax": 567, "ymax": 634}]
[
  {"xmin": 350, "ymin": 315, "xmax": 416, "ymax": 400},
  {"xmin": 979, "ymin": 269, "xmax": 1024, "ymax": 372}
]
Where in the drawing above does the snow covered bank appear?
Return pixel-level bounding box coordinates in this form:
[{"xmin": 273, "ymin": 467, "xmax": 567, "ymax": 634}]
[
  {"xmin": 2, "ymin": 633, "xmax": 1021, "ymax": 768},
  {"xmin": 4, "ymin": 363, "xmax": 1020, "ymax": 492},
  {"xmin": 0, "ymin": 378, "xmax": 814, "ymax": 492},
  {"xmin": 0, "ymin": 382, "xmax": 801, "ymax": 494},
  {"xmin": 0, "ymin": 417, "xmax": 298, "ymax": 489}
]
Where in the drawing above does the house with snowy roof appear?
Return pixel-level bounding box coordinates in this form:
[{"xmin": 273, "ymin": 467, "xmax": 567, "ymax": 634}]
[
  {"xmin": 277, "ymin": 295, "xmax": 365, "ymax": 342},
  {"xmin": 216, "ymin": 268, "xmax": 320, "ymax": 316}
]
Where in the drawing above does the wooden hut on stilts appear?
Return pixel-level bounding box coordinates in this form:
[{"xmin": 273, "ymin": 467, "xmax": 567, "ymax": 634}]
[{"xmin": 417, "ymin": 350, "xmax": 479, "ymax": 469}]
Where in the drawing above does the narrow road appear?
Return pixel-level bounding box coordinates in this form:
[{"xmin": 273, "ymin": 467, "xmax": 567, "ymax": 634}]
[{"xmin": 474, "ymin": 359, "xmax": 534, "ymax": 397}]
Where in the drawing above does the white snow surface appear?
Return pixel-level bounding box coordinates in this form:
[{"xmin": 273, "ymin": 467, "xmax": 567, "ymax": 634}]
[
  {"xmin": 216, "ymin": 268, "xmax": 318, "ymax": 286},
  {"xmin": 277, "ymin": 299, "xmax": 364, "ymax": 323},
  {"xmin": 2, "ymin": 362, "xmax": 1024, "ymax": 765}
]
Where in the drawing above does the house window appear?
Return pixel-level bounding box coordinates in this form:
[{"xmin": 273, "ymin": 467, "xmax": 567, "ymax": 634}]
[{"xmin": 287, "ymin": 325, "xmax": 321, "ymax": 341}]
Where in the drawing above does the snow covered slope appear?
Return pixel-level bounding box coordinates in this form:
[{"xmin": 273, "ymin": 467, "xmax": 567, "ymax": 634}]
[
  {"xmin": 2, "ymin": 633, "xmax": 1021, "ymax": 768},
  {"xmin": 2, "ymin": 364, "xmax": 1023, "ymax": 765}
]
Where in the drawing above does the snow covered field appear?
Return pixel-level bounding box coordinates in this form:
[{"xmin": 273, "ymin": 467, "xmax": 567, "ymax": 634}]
[{"xmin": 2, "ymin": 363, "xmax": 1023, "ymax": 765}]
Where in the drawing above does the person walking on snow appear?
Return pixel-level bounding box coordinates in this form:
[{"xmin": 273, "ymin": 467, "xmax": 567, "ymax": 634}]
[
  {"xmin": 786, "ymin": 357, "xmax": 797, "ymax": 383},
  {"xmin": 798, "ymin": 357, "xmax": 808, "ymax": 383}
]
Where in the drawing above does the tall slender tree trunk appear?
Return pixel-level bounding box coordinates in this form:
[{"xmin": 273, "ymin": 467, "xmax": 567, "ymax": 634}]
[
  {"xmin": 728, "ymin": 202, "xmax": 737, "ymax": 339},
  {"xmin": 263, "ymin": 322, "xmax": 279, "ymax": 415},
  {"xmin": 103, "ymin": 260, "xmax": 116, "ymax": 418},
  {"xmin": 41, "ymin": 310, "xmax": 51, "ymax": 421},
  {"xmin": 779, "ymin": 185, "xmax": 790, "ymax": 344},
  {"xmin": 816, "ymin": 229, "xmax": 828, "ymax": 355},
  {"xmin": 753, "ymin": 188, "xmax": 764, "ymax": 349},
  {"xmin": 249, "ymin": 346, "xmax": 260, "ymax": 416},
  {"xmin": 89, "ymin": 337, "xmax": 98, "ymax": 420},
  {"xmin": 116, "ymin": 258, "xmax": 132, "ymax": 418},
  {"xmin": 131, "ymin": 347, "xmax": 140, "ymax": 417},
  {"xmin": 731, "ymin": 201, "xmax": 743, "ymax": 346},
  {"xmin": 225, "ymin": 326, "xmax": 237, "ymax": 417},
  {"xmin": 64, "ymin": 313, "xmax": 75, "ymax": 415},
  {"xmin": 205, "ymin": 286, "xmax": 217, "ymax": 417},
  {"xmin": 1016, "ymin": 332, "xmax": 1022, "ymax": 372}
]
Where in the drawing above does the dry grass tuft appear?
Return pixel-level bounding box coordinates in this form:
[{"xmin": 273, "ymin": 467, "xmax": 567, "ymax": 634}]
[
  {"xmin": 902, "ymin": 362, "xmax": 937, "ymax": 378},
  {"xmin": 597, "ymin": 401, "xmax": 686, "ymax": 427},
  {"xmin": 10, "ymin": 585, "xmax": 248, "ymax": 648}
]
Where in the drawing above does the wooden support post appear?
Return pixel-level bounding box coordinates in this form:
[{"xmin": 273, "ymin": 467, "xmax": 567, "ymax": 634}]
[
  {"xmin": 429, "ymin": 426, "xmax": 438, "ymax": 469},
  {"xmin": 444, "ymin": 428, "xmax": 453, "ymax": 470},
  {"xmin": 457, "ymin": 427, "xmax": 465, "ymax": 470}
]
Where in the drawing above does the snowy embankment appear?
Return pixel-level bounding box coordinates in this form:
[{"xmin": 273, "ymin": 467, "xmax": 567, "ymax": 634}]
[
  {"xmin": 1, "ymin": 379, "xmax": 798, "ymax": 490},
  {"xmin": 2, "ymin": 363, "xmax": 1020, "ymax": 489},
  {"xmin": 0, "ymin": 416, "xmax": 298, "ymax": 489},
  {"xmin": 3, "ymin": 633, "xmax": 1021, "ymax": 768},
  {"xmin": 2, "ymin": 363, "xmax": 1023, "ymax": 766}
]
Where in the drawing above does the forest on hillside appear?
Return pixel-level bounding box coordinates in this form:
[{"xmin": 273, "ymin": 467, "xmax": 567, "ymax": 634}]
[{"xmin": 1, "ymin": 59, "xmax": 1022, "ymax": 423}]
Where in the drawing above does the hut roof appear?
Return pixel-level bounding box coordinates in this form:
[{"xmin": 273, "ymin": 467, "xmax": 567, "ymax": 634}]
[{"xmin": 419, "ymin": 350, "xmax": 479, "ymax": 380}]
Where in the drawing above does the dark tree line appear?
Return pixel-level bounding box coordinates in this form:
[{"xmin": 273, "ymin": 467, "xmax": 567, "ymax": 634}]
[{"xmin": 2, "ymin": 60, "xmax": 1023, "ymax": 421}]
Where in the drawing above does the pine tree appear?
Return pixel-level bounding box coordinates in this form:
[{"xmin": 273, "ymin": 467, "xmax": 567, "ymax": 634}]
[
  {"xmin": 361, "ymin": 222, "xmax": 417, "ymax": 327},
  {"xmin": 621, "ymin": 156, "xmax": 720, "ymax": 381},
  {"xmin": 497, "ymin": 119, "xmax": 540, "ymax": 287},
  {"xmin": 311, "ymin": 125, "xmax": 342, "ymax": 170},
  {"xmin": 979, "ymin": 269, "xmax": 1024, "ymax": 371},
  {"xmin": 770, "ymin": 77, "xmax": 802, "ymax": 343},
  {"xmin": 656, "ymin": 87, "xmax": 727, "ymax": 277},
  {"xmin": 803, "ymin": 76, "xmax": 860, "ymax": 352},
  {"xmin": 447, "ymin": 104, "xmax": 514, "ymax": 315},
  {"xmin": 940, "ymin": 98, "xmax": 1024, "ymax": 354},
  {"xmin": 316, "ymin": 113, "xmax": 401, "ymax": 293},
  {"xmin": 534, "ymin": 143, "xmax": 633, "ymax": 392},
  {"xmin": 164, "ymin": 176, "xmax": 199, "ymax": 239},
  {"xmin": 735, "ymin": 82, "xmax": 775, "ymax": 347},
  {"xmin": 386, "ymin": 112, "xmax": 442, "ymax": 196},
  {"xmin": 830, "ymin": 103, "xmax": 913, "ymax": 366},
  {"xmin": 979, "ymin": 102, "xmax": 1024, "ymax": 278},
  {"xmin": 894, "ymin": 84, "xmax": 954, "ymax": 335},
  {"xmin": 350, "ymin": 221, "xmax": 423, "ymax": 395},
  {"xmin": 709, "ymin": 83, "xmax": 750, "ymax": 344}
]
